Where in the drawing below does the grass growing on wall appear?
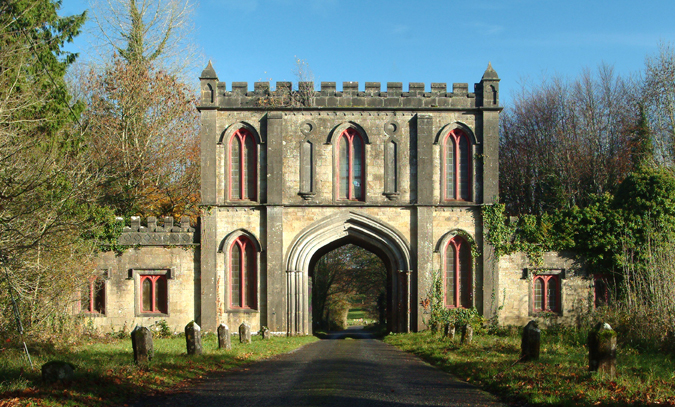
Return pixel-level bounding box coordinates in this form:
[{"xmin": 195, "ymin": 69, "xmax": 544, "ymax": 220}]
[
  {"xmin": 0, "ymin": 333, "xmax": 318, "ymax": 406},
  {"xmin": 384, "ymin": 330, "xmax": 675, "ymax": 406}
]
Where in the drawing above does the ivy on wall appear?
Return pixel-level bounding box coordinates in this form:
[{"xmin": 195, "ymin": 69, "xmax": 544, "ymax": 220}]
[{"xmin": 483, "ymin": 167, "xmax": 675, "ymax": 274}]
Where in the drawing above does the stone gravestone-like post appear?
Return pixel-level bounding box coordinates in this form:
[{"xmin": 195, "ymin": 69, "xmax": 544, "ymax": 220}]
[
  {"xmin": 460, "ymin": 324, "xmax": 473, "ymax": 344},
  {"xmin": 131, "ymin": 326, "xmax": 153, "ymax": 364},
  {"xmin": 521, "ymin": 320, "xmax": 541, "ymax": 361},
  {"xmin": 261, "ymin": 326, "xmax": 270, "ymax": 340},
  {"xmin": 239, "ymin": 322, "xmax": 252, "ymax": 344},
  {"xmin": 218, "ymin": 323, "xmax": 231, "ymax": 350},
  {"xmin": 588, "ymin": 322, "xmax": 617, "ymax": 377},
  {"xmin": 185, "ymin": 321, "xmax": 202, "ymax": 356},
  {"xmin": 444, "ymin": 323, "xmax": 456, "ymax": 340}
]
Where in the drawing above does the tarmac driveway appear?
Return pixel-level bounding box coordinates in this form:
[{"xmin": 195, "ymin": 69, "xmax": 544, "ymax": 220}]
[{"xmin": 132, "ymin": 326, "xmax": 505, "ymax": 407}]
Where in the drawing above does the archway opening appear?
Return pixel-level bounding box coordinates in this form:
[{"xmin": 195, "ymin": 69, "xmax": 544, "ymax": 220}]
[
  {"xmin": 285, "ymin": 211, "xmax": 412, "ymax": 335},
  {"xmin": 310, "ymin": 243, "xmax": 387, "ymax": 334}
]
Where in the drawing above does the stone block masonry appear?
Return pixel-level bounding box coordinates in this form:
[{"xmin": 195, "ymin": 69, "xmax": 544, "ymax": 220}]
[{"xmin": 86, "ymin": 61, "xmax": 598, "ymax": 335}]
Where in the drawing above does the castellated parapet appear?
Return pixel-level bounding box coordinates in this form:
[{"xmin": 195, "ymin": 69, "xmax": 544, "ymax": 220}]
[
  {"xmin": 118, "ymin": 216, "xmax": 198, "ymax": 246},
  {"xmin": 198, "ymin": 61, "xmax": 500, "ymax": 110}
]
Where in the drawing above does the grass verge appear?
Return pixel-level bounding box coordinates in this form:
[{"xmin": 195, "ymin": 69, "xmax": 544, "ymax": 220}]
[
  {"xmin": 384, "ymin": 330, "xmax": 675, "ymax": 406},
  {"xmin": 0, "ymin": 333, "xmax": 317, "ymax": 407}
]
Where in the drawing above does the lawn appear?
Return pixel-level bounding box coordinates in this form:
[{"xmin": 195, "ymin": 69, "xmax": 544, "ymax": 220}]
[
  {"xmin": 0, "ymin": 333, "xmax": 317, "ymax": 407},
  {"xmin": 384, "ymin": 329, "xmax": 675, "ymax": 406}
]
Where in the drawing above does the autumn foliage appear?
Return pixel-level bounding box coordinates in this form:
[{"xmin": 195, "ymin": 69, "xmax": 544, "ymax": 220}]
[{"xmin": 83, "ymin": 57, "xmax": 200, "ymax": 220}]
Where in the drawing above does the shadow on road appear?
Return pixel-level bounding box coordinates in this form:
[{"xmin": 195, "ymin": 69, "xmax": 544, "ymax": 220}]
[{"xmin": 322, "ymin": 325, "xmax": 376, "ymax": 340}]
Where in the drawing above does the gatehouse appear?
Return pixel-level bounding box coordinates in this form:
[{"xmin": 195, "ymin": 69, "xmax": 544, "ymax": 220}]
[{"xmin": 90, "ymin": 63, "xmax": 597, "ymax": 335}]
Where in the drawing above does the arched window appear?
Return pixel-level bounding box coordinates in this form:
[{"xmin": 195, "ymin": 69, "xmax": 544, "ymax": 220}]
[
  {"xmin": 229, "ymin": 129, "xmax": 256, "ymax": 201},
  {"xmin": 444, "ymin": 236, "xmax": 472, "ymax": 308},
  {"xmin": 443, "ymin": 129, "xmax": 471, "ymax": 201},
  {"xmin": 337, "ymin": 128, "xmax": 365, "ymax": 200},
  {"xmin": 230, "ymin": 236, "xmax": 256, "ymax": 309},
  {"xmin": 533, "ymin": 274, "xmax": 559, "ymax": 313}
]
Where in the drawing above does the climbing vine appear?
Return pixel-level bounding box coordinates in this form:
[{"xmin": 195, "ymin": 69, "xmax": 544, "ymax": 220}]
[
  {"xmin": 423, "ymin": 271, "xmax": 484, "ymax": 332},
  {"xmin": 481, "ymin": 203, "xmax": 557, "ymax": 265}
]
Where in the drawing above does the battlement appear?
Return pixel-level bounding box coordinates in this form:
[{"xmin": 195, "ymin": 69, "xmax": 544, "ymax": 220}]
[
  {"xmin": 118, "ymin": 216, "xmax": 198, "ymax": 246},
  {"xmin": 198, "ymin": 62, "xmax": 500, "ymax": 110}
]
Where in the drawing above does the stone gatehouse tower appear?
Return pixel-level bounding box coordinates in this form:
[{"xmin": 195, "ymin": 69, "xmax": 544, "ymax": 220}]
[
  {"xmin": 196, "ymin": 62, "xmax": 501, "ymax": 335},
  {"xmin": 88, "ymin": 63, "xmax": 599, "ymax": 334}
]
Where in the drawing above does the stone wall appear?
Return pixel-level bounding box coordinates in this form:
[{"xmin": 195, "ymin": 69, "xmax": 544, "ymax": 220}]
[
  {"xmin": 497, "ymin": 251, "xmax": 591, "ymax": 326},
  {"xmin": 86, "ymin": 216, "xmax": 199, "ymax": 333}
]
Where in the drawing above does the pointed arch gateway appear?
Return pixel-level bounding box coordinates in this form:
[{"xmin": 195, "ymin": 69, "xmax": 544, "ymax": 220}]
[{"xmin": 285, "ymin": 211, "xmax": 413, "ymax": 335}]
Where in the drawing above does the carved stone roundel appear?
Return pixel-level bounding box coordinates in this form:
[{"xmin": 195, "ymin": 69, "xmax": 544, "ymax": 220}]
[
  {"xmin": 384, "ymin": 121, "xmax": 399, "ymax": 136},
  {"xmin": 300, "ymin": 121, "xmax": 316, "ymax": 136}
]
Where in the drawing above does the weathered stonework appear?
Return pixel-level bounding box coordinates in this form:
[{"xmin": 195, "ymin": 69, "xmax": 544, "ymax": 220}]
[{"xmin": 85, "ymin": 62, "xmax": 599, "ymax": 334}]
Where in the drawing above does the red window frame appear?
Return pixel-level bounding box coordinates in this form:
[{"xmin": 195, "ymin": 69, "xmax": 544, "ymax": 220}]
[
  {"xmin": 81, "ymin": 275, "xmax": 105, "ymax": 314},
  {"xmin": 444, "ymin": 236, "xmax": 472, "ymax": 308},
  {"xmin": 230, "ymin": 236, "xmax": 257, "ymax": 309},
  {"xmin": 140, "ymin": 274, "xmax": 168, "ymax": 314},
  {"xmin": 442, "ymin": 129, "xmax": 472, "ymax": 201},
  {"xmin": 228, "ymin": 128, "xmax": 257, "ymax": 201},
  {"xmin": 533, "ymin": 274, "xmax": 560, "ymax": 313},
  {"xmin": 337, "ymin": 128, "xmax": 365, "ymax": 201}
]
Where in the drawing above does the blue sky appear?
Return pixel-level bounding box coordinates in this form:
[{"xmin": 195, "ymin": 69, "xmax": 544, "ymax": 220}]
[{"xmin": 60, "ymin": 0, "xmax": 675, "ymax": 105}]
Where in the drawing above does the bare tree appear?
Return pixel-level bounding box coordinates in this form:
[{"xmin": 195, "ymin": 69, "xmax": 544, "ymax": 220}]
[
  {"xmin": 500, "ymin": 65, "xmax": 639, "ymax": 215},
  {"xmin": 82, "ymin": 57, "xmax": 200, "ymax": 219},
  {"xmin": 644, "ymin": 42, "xmax": 675, "ymax": 166},
  {"xmin": 88, "ymin": 0, "xmax": 199, "ymax": 77}
]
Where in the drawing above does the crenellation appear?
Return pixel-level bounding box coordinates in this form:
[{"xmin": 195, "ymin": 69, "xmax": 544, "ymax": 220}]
[
  {"xmin": 387, "ymin": 82, "xmax": 403, "ymax": 97},
  {"xmin": 118, "ymin": 216, "xmax": 198, "ymax": 246},
  {"xmin": 254, "ymin": 82, "xmax": 270, "ymax": 95},
  {"xmin": 232, "ymin": 82, "xmax": 247, "ymax": 95},
  {"xmin": 453, "ymin": 83, "xmax": 468, "ymax": 95},
  {"xmin": 431, "ymin": 83, "xmax": 447, "ymax": 94},
  {"xmin": 320, "ymin": 82, "xmax": 336, "ymax": 95},
  {"xmin": 198, "ymin": 72, "xmax": 494, "ymax": 109},
  {"xmin": 409, "ymin": 82, "xmax": 424, "ymax": 96},
  {"xmin": 365, "ymin": 82, "xmax": 381, "ymax": 95},
  {"xmin": 343, "ymin": 81, "xmax": 358, "ymax": 96}
]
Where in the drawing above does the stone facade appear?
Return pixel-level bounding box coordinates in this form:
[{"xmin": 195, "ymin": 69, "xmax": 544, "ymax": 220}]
[
  {"xmin": 86, "ymin": 216, "xmax": 199, "ymax": 333},
  {"xmin": 83, "ymin": 62, "xmax": 600, "ymax": 334},
  {"xmin": 497, "ymin": 251, "xmax": 592, "ymax": 326},
  {"xmin": 197, "ymin": 62, "xmax": 500, "ymax": 335}
]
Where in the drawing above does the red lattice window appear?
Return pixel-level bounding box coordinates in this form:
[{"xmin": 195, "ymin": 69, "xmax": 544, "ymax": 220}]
[
  {"xmin": 443, "ymin": 129, "xmax": 471, "ymax": 201},
  {"xmin": 338, "ymin": 128, "xmax": 365, "ymax": 200},
  {"xmin": 81, "ymin": 275, "xmax": 105, "ymax": 314},
  {"xmin": 229, "ymin": 129, "xmax": 256, "ymax": 200},
  {"xmin": 444, "ymin": 236, "xmax": 472, "ymax": 308},
  {"xmin": 140, "ymin": 275, "xmax": 168, "ymax": 314},
  {"xmin": 533, "ymin": 274, "xmax": 559, "ymax": 313},
  {"xmin": 230, "ymin": 236, "xmax": 256, "ymax": 309}
]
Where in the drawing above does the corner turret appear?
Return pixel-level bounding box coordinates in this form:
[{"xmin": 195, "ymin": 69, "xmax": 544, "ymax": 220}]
[
  {"xmin": 478, "ymin": 62, "xmax": 500, "ymax": 108},
  {"xmin": 199, "ymin": 61, "xmax": 219, "ymax": 108}
]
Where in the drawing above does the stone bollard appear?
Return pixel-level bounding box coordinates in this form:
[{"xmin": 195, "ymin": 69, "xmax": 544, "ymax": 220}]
[
  {"xmin": 185, "ymin": 321, "xmax": 202, "ymax": 356},
  {"xmin": 239, "ymin": 322, "xmax": 251, "ymax": 344},
  {"xmin": 218, "ymin": 323, "xmax": 231, "ymax": 350},
  {"xmin": 261, "ymin": 326, "xmax": 270, "ymax": 340},
  {"xmin": 460, "ymin": 324, "xmax": 473, "ymax": 344},
  {"xmin": 520, "ymin": 320, "xmax": 541, "ymax": 361},
  {"xmin": 444, "ymin": 323, "xmax": 456, "ymax": 340},
  {"xmin": 588, "ymin": 322, "xmax": 617, "ymax": 377},
  {"xmin": 131, "ymin": 325, "xmax": 153, "ymax": 364}
]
